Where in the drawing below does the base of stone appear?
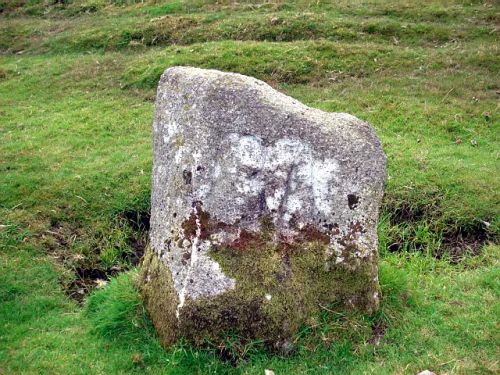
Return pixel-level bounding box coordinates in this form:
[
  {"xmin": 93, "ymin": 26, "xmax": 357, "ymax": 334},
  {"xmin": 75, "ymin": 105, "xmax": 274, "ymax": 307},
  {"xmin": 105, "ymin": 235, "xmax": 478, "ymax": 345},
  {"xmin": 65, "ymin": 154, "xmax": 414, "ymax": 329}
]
[{"xmin": 138, "ymin": 244, "xmax": 379, "ymax": 351}]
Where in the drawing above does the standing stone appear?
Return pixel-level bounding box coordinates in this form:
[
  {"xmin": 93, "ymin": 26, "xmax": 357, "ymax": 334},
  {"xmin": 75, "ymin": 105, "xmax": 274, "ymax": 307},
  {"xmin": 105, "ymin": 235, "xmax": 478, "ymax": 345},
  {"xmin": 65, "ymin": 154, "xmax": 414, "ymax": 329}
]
[{"xmin": 139, "ymin": 66, "xmax": 386, "ymax": 350}]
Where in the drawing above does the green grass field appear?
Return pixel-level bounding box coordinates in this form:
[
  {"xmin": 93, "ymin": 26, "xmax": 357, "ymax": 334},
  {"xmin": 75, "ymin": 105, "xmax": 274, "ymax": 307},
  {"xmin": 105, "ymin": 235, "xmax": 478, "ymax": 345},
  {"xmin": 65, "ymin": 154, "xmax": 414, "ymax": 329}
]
[{"xmin": 1, "ymin": 0, "xmax": 499, "ymax": 373}]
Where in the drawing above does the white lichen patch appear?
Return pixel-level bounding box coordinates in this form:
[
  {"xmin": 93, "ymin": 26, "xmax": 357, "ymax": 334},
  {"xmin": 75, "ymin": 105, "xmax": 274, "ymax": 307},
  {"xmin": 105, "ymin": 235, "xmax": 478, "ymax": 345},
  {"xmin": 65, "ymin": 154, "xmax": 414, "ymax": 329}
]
[
  {"xmin": 208, "ymin": 133, "xmax": 341, "ymax": 228},
  {"xmin": 308, "ymin": 159, "xmax": 339, "ymax": 216},
  {"xmin": 163, "ymin": 120, "xmax": 179, "ymax": 144}
]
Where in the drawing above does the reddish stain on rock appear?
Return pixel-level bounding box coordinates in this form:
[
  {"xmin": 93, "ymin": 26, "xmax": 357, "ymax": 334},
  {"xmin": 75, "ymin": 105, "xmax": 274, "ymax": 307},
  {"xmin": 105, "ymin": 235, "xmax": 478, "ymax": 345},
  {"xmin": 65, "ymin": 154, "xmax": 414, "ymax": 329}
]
[
  {"xmin": 227, "ymin": 229, "xmax": 265, "ymax": 251},
  {"xmin": 180, "ymin": 206, "xmax": 333, "ymax": 254}
]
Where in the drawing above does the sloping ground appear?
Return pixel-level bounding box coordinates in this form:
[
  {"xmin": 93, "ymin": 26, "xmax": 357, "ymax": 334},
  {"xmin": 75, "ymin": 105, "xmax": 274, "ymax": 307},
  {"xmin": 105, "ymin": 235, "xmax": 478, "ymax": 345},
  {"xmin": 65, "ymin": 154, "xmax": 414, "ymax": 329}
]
[{"xmin": 0, "ymin": 0, "xmax": 499, "ymax": 374}]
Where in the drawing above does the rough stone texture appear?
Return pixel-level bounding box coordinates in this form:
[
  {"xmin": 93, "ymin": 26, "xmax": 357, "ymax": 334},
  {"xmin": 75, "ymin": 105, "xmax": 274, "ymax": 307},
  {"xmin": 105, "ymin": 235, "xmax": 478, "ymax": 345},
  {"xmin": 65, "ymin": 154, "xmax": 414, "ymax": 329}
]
[{"xmin": 139, "ymin": 66, "xmax": 386, "ymax": 350}]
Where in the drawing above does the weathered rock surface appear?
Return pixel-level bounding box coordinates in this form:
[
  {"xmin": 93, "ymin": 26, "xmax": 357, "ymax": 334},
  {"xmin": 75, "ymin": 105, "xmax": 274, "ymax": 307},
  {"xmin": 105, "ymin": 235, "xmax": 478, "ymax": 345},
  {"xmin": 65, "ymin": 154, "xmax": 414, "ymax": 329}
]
[{"xmin": 139, "ymin": 66, "xmax": 386, "ymax": 350}]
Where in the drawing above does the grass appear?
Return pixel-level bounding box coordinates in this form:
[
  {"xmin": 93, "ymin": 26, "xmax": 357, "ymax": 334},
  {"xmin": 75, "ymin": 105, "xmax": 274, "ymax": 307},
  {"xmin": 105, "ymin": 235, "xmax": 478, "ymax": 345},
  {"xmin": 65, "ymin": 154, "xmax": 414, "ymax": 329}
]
[{"xmin": 0, "ymin": 0, "xmax": 499, "ymax": 373}]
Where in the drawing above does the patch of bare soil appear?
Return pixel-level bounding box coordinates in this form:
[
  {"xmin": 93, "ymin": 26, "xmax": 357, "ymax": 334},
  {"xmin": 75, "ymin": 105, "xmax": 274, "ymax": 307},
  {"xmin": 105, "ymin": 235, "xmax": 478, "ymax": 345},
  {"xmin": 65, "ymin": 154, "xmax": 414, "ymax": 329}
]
[
  {"xmin": 440, "ymin": 224, "xmax": 491, "ymax": 263},
  {"xmin": 368, "ymin": 321, "xmax": 387, "ymax": 346},
  {"xmin": 385, "ymin": 200, "xmax": 495, "ymax": 261},
  {"xmin": 42, "ymin": 209, "xmax": 150, "ymax": 304}
]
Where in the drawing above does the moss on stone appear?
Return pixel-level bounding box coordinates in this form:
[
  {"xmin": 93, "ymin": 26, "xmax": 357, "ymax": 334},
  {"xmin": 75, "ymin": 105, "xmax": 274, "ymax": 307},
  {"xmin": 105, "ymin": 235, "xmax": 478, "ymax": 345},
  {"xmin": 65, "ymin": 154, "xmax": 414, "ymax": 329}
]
[
  {"xmin": 138, "ymin": 247, "xmax": 179, "ymax": 348},
  {"xmin": 139, "ymin": 237, "xmax": 379, "ymax": 351},
  {"xmin": 204, "ymin": 239, "xmax": 379, "ymax": 349}
]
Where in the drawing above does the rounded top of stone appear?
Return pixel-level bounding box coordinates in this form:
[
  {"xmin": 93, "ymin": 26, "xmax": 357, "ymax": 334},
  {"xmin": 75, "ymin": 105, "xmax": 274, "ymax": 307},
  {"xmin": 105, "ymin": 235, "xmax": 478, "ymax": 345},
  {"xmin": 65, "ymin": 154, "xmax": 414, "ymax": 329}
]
[
  {"xmin": 158, "ymin": 66, "xmax": 384, "ymax": 159},
  {"xmin": 161, "ymin": 66, "xmax": 349, "ymax": 117}
]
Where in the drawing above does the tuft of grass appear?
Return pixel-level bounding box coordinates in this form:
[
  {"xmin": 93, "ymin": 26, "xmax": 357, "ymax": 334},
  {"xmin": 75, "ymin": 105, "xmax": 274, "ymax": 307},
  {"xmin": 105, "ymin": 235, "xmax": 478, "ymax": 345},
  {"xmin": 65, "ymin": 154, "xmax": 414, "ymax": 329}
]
[
  {"xmin": 146, "ymin": 1, "xmax": 183, "ymax": 17},
  {"xmin": 85, "ymin": 271, "xmax": 148, "ymax": 341}
]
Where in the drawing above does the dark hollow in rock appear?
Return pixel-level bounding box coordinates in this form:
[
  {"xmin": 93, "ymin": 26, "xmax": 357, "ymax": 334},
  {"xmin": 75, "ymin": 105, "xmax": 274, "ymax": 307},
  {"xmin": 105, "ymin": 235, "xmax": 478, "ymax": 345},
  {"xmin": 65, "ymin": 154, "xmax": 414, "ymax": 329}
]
[{"xmin": 347, "ymin": 194, "xmax": 360, "ymax": 209}]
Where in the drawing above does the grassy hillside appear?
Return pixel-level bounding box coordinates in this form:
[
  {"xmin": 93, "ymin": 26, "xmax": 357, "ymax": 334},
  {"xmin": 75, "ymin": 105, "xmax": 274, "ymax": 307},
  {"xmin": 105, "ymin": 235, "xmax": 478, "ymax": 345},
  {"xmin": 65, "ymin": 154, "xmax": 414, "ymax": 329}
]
[{"xmin": 0, "ymin": 0, "xmax": 499, "ymax": 374}]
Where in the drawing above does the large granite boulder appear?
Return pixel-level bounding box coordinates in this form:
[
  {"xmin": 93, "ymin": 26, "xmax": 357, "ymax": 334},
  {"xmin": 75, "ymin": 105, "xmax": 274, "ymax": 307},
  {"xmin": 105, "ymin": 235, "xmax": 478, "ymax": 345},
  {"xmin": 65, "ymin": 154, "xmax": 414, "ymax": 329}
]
[{"xmin": 139, "ymin": 66, "xmax": 386, "ymax": 350}]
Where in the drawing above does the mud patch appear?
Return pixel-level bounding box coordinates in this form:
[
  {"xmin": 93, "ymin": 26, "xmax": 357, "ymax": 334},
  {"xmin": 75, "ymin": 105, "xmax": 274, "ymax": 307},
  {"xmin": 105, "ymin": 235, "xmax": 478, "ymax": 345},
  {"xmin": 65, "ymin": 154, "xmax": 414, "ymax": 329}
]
[
  {"xmin": 118, "ymin": 208, "xmax": 150, "ymax": 232},
  {"xmin": 440, "ymin": 223, "xmax": 491, "ymax": 263},
  {"xmin": 65, "ymin": 267, "xmax": 120, "ymax": 304},
  {"xmin": 384, "ymin": 198, "xmax": 495, "ymax": 261},
  {"xmin": 44, "ymin": 208, "xmax": 150, "ymax": 304},
  {"xmin": 386, "ymin": 200, "xmax": 436, "ymax": 224},
  {"xmin": 368, "ymin": 321, "xmax": 387, "ymax": 346},
  {"xmin": 118, "ymin": 208, "xmax": 150, "ymax": 266},
  {"xmin": 387, "ymin": 219, "xmax": 493, "ymax": 260}
]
